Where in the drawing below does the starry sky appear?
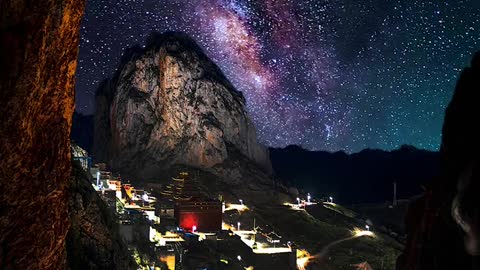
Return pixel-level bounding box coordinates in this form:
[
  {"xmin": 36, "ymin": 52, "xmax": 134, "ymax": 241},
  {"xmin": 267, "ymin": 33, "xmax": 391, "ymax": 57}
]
[{"xmin": 75, "ymin": 0, "xmax": 480, "ymax": 153}]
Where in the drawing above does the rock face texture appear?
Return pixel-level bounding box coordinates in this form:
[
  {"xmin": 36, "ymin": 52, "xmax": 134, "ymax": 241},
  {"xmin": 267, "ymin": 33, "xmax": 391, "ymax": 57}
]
[
  {"xmin": 0, "ymin": 1, "xmax": 85, "ymax": 269},
  {"xmin": 398, "ymin": 53, "xmax": 480, "ymax": 269},
  {"xmin": 95, "ymin": 32, "xmax": 271, "ymax": 183},
  {"xmin": 67, "ymin": 161, "xmax": 135, "ymax": 270}
]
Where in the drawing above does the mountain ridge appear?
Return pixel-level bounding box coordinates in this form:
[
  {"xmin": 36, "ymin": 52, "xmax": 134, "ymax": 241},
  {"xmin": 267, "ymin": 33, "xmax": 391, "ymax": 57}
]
[{"xmin": 270, "ymin": 144, "xmax": 440, "ymax": 204}]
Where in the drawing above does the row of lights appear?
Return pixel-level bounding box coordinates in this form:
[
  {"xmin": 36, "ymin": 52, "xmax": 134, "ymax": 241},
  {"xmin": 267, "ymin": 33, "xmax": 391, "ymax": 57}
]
[
  {"xmin": 238, "ymin": 199, "xmax": 243, "ymax": 231},
  {"xmin": 296, "ymin": 193, "xmax": 334, "ymax": 205},
  {"xmin": 296, "ymin": 193, "xmax": 314, "ymax": 204}
]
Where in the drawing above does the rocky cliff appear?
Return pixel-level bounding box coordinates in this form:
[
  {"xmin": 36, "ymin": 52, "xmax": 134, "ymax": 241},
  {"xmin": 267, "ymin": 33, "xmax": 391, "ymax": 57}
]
[
  {"xmin": 94, "ymin": 32, "xmax": 271, "ymax": 184},
  {"xmin": 0, "ymin": 0, "xmax": 85, "ymax": 269},
  {"xmin": 67, "ymin": 159, "xmax": 135, "ymax": 270}
]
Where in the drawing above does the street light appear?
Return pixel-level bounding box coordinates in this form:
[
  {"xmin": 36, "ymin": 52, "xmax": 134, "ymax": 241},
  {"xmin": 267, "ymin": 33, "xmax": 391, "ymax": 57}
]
[
  {"xmin": 307, "ymin": 193, "xmax": 311, "ymax": 203},
  {"xmin": 237, "ymin": 222, "xmax": 241, "ymax": 231},
  {"xmin": 296, "ymin": 197, "xmax": 300, "ymax": 205},
  {"xmin": 329, "ymin": 196, "xmax": 333, "ymax": 203},
  {"xmin": 239, "ymin": 199, "xmax": 243, "ymax": 205},
  {"xmin": 237, "ymin": 255, "xmax": 242, "ymax": 261},
  {"xmin": 365, "ymin": 225, "xmax": 370, "ymax": 231}
]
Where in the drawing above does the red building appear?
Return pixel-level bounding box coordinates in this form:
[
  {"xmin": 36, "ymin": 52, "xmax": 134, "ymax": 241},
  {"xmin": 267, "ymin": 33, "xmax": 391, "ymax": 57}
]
[{"xmin": 175, "ymin": 199, "xmax": 222, "ymax": 232}]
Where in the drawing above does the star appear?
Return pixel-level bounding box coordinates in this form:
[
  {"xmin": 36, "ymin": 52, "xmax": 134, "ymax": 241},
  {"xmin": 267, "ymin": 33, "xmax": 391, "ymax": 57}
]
[{"xmin": 75, "ymin": 0, "xmax": 480, "ymax": 153}]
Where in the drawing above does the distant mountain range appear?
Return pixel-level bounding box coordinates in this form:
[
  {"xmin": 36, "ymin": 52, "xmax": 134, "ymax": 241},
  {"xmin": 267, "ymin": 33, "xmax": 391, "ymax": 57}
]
[
  {"xmin": 72, "ymin": 110, "xmax": 439, "ymax": 205},
  {"xmin": 269, "ymin": 144, "xmax": 440, "ymax": 204},
  {"xmin": 71, "ymin": 32, "xmax": 440, "ymax": 205}
]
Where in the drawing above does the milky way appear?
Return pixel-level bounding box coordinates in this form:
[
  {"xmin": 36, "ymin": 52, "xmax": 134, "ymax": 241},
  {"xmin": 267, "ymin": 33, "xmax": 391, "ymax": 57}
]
[{"xmin": 76, "ymin": 0, "xmax": 480, "ymax": 152}]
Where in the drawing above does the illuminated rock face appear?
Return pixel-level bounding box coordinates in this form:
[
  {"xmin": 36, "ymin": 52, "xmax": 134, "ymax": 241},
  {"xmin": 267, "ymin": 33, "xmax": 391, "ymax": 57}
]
[
  {"xmin": 0, "ymin": 0, "xmax": 85, "ymax": 269},
  {"xmin": 95, "ymin": 32, "xmax": 271, "ymax": 183}
]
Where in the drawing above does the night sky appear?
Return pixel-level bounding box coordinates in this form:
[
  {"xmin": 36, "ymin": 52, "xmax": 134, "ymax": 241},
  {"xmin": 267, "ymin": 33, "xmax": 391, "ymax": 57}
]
[{"xmin": 75, "ymin": 0, "xmax": 480, "ymax": 153}]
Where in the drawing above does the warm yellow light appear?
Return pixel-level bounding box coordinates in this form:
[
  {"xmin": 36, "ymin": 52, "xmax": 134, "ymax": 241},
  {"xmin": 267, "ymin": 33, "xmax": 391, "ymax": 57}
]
[
  {"xmin": 222, "ymin": 222, "xmax": 234, "ymax": 230},
  {"xmin": 352, "ymin": 227, "xmax": 375, "ymax": 238},
  {"xmin": 283, "ymin": 202, "xmax": 304, "ymax": 211},
  {"xmin": 297, "ymin": 257, "xmax": 309, "ymax": 270},
  {"xmin": 224, "ymin": 203, "xmax": 249, "ymax": 212},
  {"xmin": 297, "ymin": 249, "xmax": 314, "ymax": 270},
  {"xmin": 160, "ymin": 255, "xmax": 175, "ymax": 270}
]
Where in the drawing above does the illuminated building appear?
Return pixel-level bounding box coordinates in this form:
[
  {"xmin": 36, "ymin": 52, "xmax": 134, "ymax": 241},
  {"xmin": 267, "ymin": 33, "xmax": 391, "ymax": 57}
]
[
  {"xmin": 71, "ymin": 143, "xmax": 92, "ymax": 171},
  {"xmin": 72, "ymin": 156, "xmax": 92, "ymax": 172},
  {"xmin": 175, "ymin": 199, "xmax": 222, "ymax": 232},
  {"xmin": 160, "ymin": 254, "xmax": 176, "ymax": 270},
  {"xmin": 107, "ymin": 179, "xmax": 122, "ymax": 199}
]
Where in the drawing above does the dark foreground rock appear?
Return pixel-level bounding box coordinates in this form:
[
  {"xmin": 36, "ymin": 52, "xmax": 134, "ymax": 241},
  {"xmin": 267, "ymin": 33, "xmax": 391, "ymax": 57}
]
[
  {"xmin": 67, "ymin": 161, "xmax": 135, "ymax": 270},
  {"xmin": 398, "ymin": 53, "xmax": 480, "ymax": 269},
  {"xmin": 0, "ymin": 1, "xmax": 85, "ymax": 269}
]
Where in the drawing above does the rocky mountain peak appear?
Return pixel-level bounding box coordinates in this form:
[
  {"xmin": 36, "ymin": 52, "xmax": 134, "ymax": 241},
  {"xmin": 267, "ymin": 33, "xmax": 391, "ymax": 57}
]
[{"xmin": 94, "ymin": 31, "xmax": 271, "ymax": 183}]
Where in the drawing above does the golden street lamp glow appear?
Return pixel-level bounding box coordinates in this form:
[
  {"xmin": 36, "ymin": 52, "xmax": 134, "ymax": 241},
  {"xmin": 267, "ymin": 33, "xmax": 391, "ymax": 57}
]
[
  {"xmin": 297, "ymin": 249, "xmax": 314, "ymax": 270},
  {"xmin": 284, "ymin": 202, "xmax": 306, "ymax": 211},
  {"xmin": 224, "ymin": 203, "xmax": 249, "ymax": 212},
  {"xmin": 222, "ymin": 222, "xmax": 234, "ymax": 231},
  {"xmin": 297, "ymin": 257, "xmax": 309, "ymax": 270},
  {"xmin": 352, "ymin": 227, "xmax": 375, "ymax": 238}
]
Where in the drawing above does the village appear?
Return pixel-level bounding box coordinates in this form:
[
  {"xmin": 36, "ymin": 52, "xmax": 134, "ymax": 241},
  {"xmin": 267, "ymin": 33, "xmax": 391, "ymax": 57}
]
[{"xmin": 72, "ymin": 144, "xmax": 319, "ymax": 270}]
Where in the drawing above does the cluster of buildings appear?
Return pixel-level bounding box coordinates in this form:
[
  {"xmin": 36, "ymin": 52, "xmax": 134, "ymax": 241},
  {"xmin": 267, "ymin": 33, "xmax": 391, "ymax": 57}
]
[{"xmin": 73, "ymin": 145, "xmax": 300, "ymax": 270}]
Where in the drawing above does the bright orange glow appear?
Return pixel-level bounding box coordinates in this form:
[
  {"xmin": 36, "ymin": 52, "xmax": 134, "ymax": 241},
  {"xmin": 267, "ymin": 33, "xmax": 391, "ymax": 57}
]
[
  {"xmin": 297, "ymin": 249, "xmax": 314, "ymax": 270},
  {"xmin": 160, "ymin": 255, "xmax": 175, "ymax": 270},
  {"xmin": 222, "ymin": 222, "xmax": 234, "ymax": 230}
]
